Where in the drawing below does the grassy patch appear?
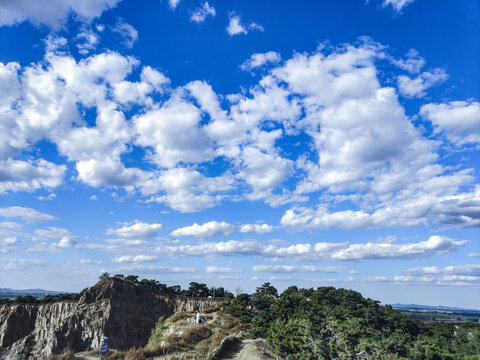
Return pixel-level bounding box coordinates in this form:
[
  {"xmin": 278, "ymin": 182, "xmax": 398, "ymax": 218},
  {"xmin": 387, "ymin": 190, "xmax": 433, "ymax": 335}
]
[{"xmin": 46, "ymin": 348, "xmax": 76, "ymax": 360}]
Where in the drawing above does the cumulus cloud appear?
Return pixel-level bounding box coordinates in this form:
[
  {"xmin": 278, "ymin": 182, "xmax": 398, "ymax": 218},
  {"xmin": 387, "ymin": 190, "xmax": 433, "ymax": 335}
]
[
  {"xmin": 239, "ymin": 223, "xmax": 275, "ymax": 234},
  {"xmin": 112, "ymin": 254, "xmax": 158, "ymax": 263},
  {"xmin": 143, "ymin": 168, "xmax": 234, "ymax": 213},
  {"xmin": 75, "ymin": 26, "xmax": 100, "ymax": 55},
  {"xmin": 368, "ymin": 264, "xmax": 480, "ymax": 287},
  {"xmin": 1, "ymin": 37, "xmax": 478, "ymax": 220},
  {"xmin": 115, "ymin": 264, "xmax": 196, "ymax": 273},
  {"xmin": 330, "ymin": 236, "xmax": 468, "ymax": 260},
  {"xmin": 252, "ymin": 265, "xmax": 345, "ymax": 273},
  {"xmin": 190, "ymin": 2, "xmax": 215, "ymax": 23},
  {"xmin": 0, "ymin": 159, "xmax": 66, "ymax": 194},
  {"xmin": 157, "ymin": 235, "xmax": 466, "ymax": 262},
  {"xmin": 0, "ymin": 0, "xmax": 122, "ymax": 29},
  {"xmin": 420, "ymin": 101, "xmax": 480, "ymax": 145},
  {"xmin": 54, "ymin": 236, "xmax": 78, "ymax": 248},
  {"xmin": 112, "ymin": 18, "xmax": 138, "ymax": 48},
  {"xmin": 382, "ymin": 0, "xmax": 415, "ymax": 12},
  {"xmin": 408, "ymin": 264, "xmax": 480, "ymax": 276},
  {"xmin": 241, "ymin": 51, "xmax": 281, "ymax": 71},
  {"xmin": 171, "ymin": 221, "xmax": 235, "ymax": 239},
  {"xmin": 397, "ymin": 68, "xmax": 448, "ymax": 98},
  {"xmin": 281, "ymin": 176, "xmax": 478, "ymax": 230},
  {"xmin": 0, "ymin": 206, "xmax": 57, "ymax": 223},
  {"xmin": 390, "ymin": 49, "xmax": 425, "ymax": 74},
  {"xmin": 431, "ymin": 186, "xmax": 480, "ymax": 227},
  {"xmin": 34, "ymin": 226, "xmax": 73, "ymax": 241},
  {"xmin": 80, "ymin": 259, "xmax": 104, "ymax": 265},
  {"xmin": 205, "ymin": 266, "xmax": 241, "ymax": 273},
  {"xmin": 106, "ymin": 221, "xmax": 163, "ymax": 239},
  {"xmin": 226, "ymin": 14, "xmax": 264, "ymax": 36},
  {"xmin": 169, "ymin": 0, "xmax": 180, "ymax": 10},
  {"xmin": 1, "ymin": 258, "xmax": 49, "ymax": 270}
]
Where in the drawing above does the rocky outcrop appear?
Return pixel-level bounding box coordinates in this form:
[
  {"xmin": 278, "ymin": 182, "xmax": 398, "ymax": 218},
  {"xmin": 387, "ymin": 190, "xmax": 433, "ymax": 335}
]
[{"xmin": 0, "ymin": 279, "xmax": 230, "ymax": 359}]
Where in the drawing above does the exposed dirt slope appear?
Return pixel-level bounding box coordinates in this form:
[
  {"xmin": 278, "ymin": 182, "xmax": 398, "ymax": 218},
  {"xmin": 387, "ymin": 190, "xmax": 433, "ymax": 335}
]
[{"xmin": 0, "ymin": 279, "xmax": 230, "ymax": 360}]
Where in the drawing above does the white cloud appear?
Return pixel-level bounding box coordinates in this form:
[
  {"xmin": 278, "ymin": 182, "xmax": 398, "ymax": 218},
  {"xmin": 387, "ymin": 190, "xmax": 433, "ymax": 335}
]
[
  {"xmin": 157, "ymin": 235, "xmax": 466, "ymax": 262},
  {"xmin": 134, "ymin": 96, "xmax": 213, "ymax": 168},
  {"xmin": 241, "ymin": 51, "xmax": 281, "ymax": 71},
  {"xmin": 0, "ymin": 206, "xmax": 57, "ymax": 223},
  {"xmin": 80, "ymin": 259, "xmax": 104, "ymax": 265},
  {"xmin": 366, "ymin": 275, "xmax": 479, "ymax": 287},
  {"xmin": 330, "ymin": 236, "xmax": 467, "ymax": 260},
  {"xmin": 205, "ymin": 266, "xmax": 241, "ymax": 273},
  {"xmin": 227, "ymin": 14, "xmax": 264, "ymax": 36},
  {"xmin": 34, "ymin": 226, "xmax": 73, "ymax": 241},
  {"xmin": 382, "ymin": 0, "xmax": 415, "ymax": 12},
  {"xmin": 1, "ymin": 37, "xmax": 478, "ymax": 222},
  {"xmin": 253, "ymin": 265, "xmax": 345, "ymax": 273},
  {"xmin": 169, "ymin": 0, "xmax": 180, "ymax": 10},
  {"xmin": 239, "ymin": 223, "xmax": 275, "ymax": 234},
  {"xmin": 0, "ymin": 0, "xmax": 122, "ymax": 29},
  {"xmin": 190, "ymin": 2, "xmax": 215, "ymax": 23},
  {"xmin": 143, "ymin": 168, "xmax": 234, "ymax": 213},
  {"xmin": 431, "ymin": 186, "xmax": 480, "ymax": 227},
  {"xmin": 226, "ymin": 15, "xmax": 246, "ymax": 36},
  {"xmin": 1, "ymin": 258, "xmax": 49, "ymax": 270},
  {"xmin": 112, "ymin": 18, "xmax": 138, "ymax": 48},
  {"xmin": 397, "ymin": 68, "xmax": 448, "ymax": 98},
  {"xmin": 0, "ymin": 159, "xmax": 66, "ymax": 194},
  {"xmin": 55, "ymin": 236, "xmax": 77, "ymax": 248},
  {"xmin": 75, "ymin": 26, "xmax": 100, "ymax": 55},
  {"xmin": 171, "ymin": 221, "xmax": 235, "ymax": 239},
  {"xmin": 368, "ymin": 263, "xmax": 480, "ymax": 287},
  {"xmin": 106, "ymin": 221, "xmax": 163, "ymax": 239},
  {"xmin": 420, "ymin": 101, "xmax": 480, "ymax": 145},
  {"xmin": 390, "ymin": 49, "xmax": 425, "ymax": 74},
  {"xmin": 114, "ymin": 264, "xmax": 196, "ymax": 273},
  {"xmin": 37, "ymin": 193, "xmax": 56, "ymax": 201},
  {"xmin": 408, "ymin": 264, "xmax": 480, "ymax": 276},
  {"xmin": 282, "ymin": 174, "xmax": 477, "ymax": 230},
  {"xmin": 239, "ymin": 146, "xmax": 293, "ymax": 195},
  {"xmin": 112, "ymin": 255, "xmax": 158, "ymax": 263},
  {"xmin": 157, "ymin": 239, "xmax": 344, "ymax": 261}
]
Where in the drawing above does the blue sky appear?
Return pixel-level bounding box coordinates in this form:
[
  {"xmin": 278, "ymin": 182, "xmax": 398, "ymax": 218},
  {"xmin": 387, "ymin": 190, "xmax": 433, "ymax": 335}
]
[{"xmin": 0, "ymin": 0, "xmax": 479, "ymax": 308}]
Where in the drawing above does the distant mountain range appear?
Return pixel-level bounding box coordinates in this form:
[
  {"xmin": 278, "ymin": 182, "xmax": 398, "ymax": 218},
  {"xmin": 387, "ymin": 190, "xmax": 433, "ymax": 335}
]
[
  {"xmin": 391, "ymin": 303, "xmax": 480, "ymax": 312},
  {"xmin": 0, "ymin": 288, "xmax": 65, "ymax": 298}
]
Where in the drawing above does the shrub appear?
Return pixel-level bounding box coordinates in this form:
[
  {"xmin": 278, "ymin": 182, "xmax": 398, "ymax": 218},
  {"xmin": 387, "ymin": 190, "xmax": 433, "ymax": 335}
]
[
  {"xmin": 46, "ymin": 347, "xmax": 76, "ymax": 360},
  {"xmin": 168, "ymin": 311, "xmax": 195, "ymax": 323},
  {"xmin": 180, "ymin": 325, "xmax": 213, "ymax": 344},
  {"xmin": 124, "ymin": 348, "xmax": 146, "ymax": 360}
]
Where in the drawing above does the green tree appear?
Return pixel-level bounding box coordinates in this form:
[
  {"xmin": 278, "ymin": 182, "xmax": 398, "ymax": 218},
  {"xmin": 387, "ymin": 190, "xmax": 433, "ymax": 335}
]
[
  {"xmin": 125, "ymin": 275, "xmax": 139, "ymax": 284},
  {"xmin": 255, "ymin": 282, "xmax": 278, "ymax": 298},
  {"xmin": 98, "ymin": 272, "xmax": 110, "ymax": 281},
  {"xmin": 186, "ymin": 282, "xmax": 210, "ymax": 297}
]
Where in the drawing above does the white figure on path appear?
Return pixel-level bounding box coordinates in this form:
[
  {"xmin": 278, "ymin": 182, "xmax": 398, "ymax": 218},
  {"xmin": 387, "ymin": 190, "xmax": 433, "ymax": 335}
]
[{"xmin": 196, "ymin": 312, "xmax": 200, "ymax": 324}]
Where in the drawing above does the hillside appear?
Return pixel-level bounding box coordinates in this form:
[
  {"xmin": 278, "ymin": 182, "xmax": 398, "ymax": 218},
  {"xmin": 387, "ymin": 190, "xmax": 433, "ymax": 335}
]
[
  {"xmin": 1, "ymin": 279, "xmax": 479, "ymax": 360},
  {"xmin": 0, "ymin": 278, "xmax": 230, "ymax": 360}
]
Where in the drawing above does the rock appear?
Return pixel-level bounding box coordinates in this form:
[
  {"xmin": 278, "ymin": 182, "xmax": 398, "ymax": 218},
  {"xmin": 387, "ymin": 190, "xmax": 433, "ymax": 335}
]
[{"xmin": 0, "ymin": 278, "xmax": 230, "ymax": 359}]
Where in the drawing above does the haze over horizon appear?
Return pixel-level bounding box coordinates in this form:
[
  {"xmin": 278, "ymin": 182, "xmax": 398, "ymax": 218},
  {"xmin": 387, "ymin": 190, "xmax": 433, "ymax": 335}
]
[{"xmin": 0, "ymin": 0, "xmax": 479, "ymax": 309}]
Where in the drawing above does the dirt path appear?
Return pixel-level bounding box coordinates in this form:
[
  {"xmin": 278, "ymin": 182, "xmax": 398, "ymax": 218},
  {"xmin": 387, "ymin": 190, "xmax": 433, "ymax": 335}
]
[
  {"xmin": 231, "ymin": 339, "xmax": 264, "ymax": 360},
  {"xmin": 76, "ymin": 339, "xmax": 274, "ymax": 360},
  {"xmin": 75, "ymin": 352, "xmax": 100, "ymax": 360},
  {"xmin": 216, "ymin": 339, "xmax": 273, "ymax": 360}
]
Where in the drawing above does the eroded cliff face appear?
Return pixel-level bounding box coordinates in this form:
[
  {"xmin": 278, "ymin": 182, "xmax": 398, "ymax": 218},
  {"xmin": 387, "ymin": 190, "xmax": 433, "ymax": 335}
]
[{"xmin": 0, "ymin": 279, "xmax": 230, "ymax": 360}]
